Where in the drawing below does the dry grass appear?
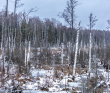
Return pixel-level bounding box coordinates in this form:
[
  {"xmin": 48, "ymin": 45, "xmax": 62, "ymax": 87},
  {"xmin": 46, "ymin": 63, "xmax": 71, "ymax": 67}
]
[
  {"xmin": 62, "ymin": 88, "xmax": 70, "ymax": 91},
  {"xmin": 86, "ymin": 84, "xmax": 92, "ymax": 90},
  {"xmin": 68, "ymin": 79, "xmax": 73, "ymax": 82},
  {"xmin": 99, "ymin": 75, "xmax": 105, "ymax": 81},
  {"xmin": 93, "ymin": 88, "xmax": 103, "ymax": 93},
  {"xmin": 42, "ymin": 65, "xmax": 52, "ymax": 70},
  {"xmin": 40, "ymin": 87, "xmax": 49, "ymax": 91},
  {"xmin": 36, "ymin": 76, "xmax": 40, "ymax": 81},
  {"xmin": 41, "ymin": 63, "xmax": 88, "ymax": 80}
]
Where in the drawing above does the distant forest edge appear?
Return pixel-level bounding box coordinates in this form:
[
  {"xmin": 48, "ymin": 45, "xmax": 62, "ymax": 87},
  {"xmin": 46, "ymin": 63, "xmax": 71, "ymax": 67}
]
[
  {"xmin": 0, "ymin": 11, "xmax": 110, "ymax": 47},
  {"xmin": 0, "ymin": 10, "xmax": 110, "ymax": 63}
]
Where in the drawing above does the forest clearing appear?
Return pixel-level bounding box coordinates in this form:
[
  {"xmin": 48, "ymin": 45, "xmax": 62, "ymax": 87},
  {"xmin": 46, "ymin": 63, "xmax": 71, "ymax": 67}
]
[
  {"xmin": 0, "ymin": 46, "xmax": 110, "ymax": 93},
  {"xmin": 0, "ymin": 0, "xmax": 110, "ymax": 93}
]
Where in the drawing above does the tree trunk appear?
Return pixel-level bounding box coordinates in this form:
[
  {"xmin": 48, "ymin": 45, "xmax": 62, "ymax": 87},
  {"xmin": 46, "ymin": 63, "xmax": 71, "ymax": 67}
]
[
  {"xmin": 73, "ymin": 22, "xmax": 80, "ymax": 76},
  {"xmin": 89, "ymin": 32, "xmax": 92, "ymax": 77}
]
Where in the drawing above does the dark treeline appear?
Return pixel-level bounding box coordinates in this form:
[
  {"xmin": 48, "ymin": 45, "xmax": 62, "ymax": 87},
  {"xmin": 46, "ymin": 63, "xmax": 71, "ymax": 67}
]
[{"xmin": 0, "ymin": 11, "xmax": 110, "ymax": 47}]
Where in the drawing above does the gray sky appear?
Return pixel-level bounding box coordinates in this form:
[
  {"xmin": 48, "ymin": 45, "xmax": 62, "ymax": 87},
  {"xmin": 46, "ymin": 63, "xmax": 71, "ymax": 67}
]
[{"xmin": 0, "ymin": 0, "xmax": 110, "ymax": 30}]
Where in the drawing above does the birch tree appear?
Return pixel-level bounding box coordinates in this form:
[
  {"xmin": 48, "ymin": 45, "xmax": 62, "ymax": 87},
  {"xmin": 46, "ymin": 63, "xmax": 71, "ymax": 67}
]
[
  {"xmin": 61, "ymin": 43, "xmax": 64, "ymax": 65},
  {"xmin": 59, "ymin": 0, "xmax": 78, "ymax": 43},
  {"xmin": 88, "ymin": 13, "xmax": 98, "ymax": 77},
  {"xmin": 14, "ymin": 0, "xmax": 24, "ymax": 16},
  {"xmin": 73, "ymin": 21, "xmax": 80, "ymax": 76},
  {"xmin": 5, "ymin": 0, "xmax": 8, "ymax": 17},
  {"xmin": 67, "ymin": 42, "xmax": 71, "ymax": 65}
]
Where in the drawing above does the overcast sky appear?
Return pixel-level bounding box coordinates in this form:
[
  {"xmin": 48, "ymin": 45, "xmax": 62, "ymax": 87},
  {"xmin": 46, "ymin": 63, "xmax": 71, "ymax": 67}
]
[{"xmin": 0, "ymin": 0, "xmax": 110, "ymax": 30}]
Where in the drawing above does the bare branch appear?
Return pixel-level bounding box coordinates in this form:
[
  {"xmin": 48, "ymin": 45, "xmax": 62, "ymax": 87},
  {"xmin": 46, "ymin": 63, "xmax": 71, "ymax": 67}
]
[
  {"xmin": 89, "ymin": 13, "xmax": 98, "ymax": 31},
  {"xmin": 27, "ymin": 6, "xmax": 38, "ymax": 16},
  {"xmin": 58, "ymin": 0, "xmax": 78, "ymax": 30}
]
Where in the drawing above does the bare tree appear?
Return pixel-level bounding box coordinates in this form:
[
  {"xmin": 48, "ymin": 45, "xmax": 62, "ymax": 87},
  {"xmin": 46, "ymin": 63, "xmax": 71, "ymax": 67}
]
[
  {"xmin": 73, "ymin": 21, "xmax": 80, "ymax": 76},
  {"xmin": 5, "ymin": 0, "xmax": 8, "ymax": 17},
  {"xmin": 89, "ymin": 13, "xmax": 98, "ymax": 31},
  {"xmin": 59, "ymin": 0, "xmax": 78, "ymax": 43},
  {"xmin": 107, "ymin": 19, "xmax": 110, "ymax": 30},
  {"xmin": 14, "ymin": 0, "xmax": 24, "ymax": 16},
  {"xmin": 88, "ymin": 13, "xmax": 98, "ymax": 77}
]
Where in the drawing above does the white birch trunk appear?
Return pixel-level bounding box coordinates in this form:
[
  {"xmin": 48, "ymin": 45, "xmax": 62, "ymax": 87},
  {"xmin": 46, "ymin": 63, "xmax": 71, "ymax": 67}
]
[
  {"xmin": 89, "ymin": 32, "xmax": 92, "ymax": 76},
  {"xmin": 108, "ymin": 65, "xmax": 109, "ymax": 81},
  {"xmin": 1, "ymin": 16, "xmax": 4, "ymax": 59},
  {"xmin": 25, "ymin": 47, "xmax": 27, "ymax": 66},
  {"xmin": 61, "ymin": 43, "xmax": 64, "ymax": 65},
  {"xmin": 27, "ymin": 41, "xmax": 31, "ymax": 62},
  {"xmin": 73, "ymin": 22, "xmax": 80, "ymax": 76},
  {"xmin": 68, "ymin": 42, "xmax": 70, "ymax": 64},
  {"xmin": 1, "ymin": 29, "xmax": 3, "ymax": 59},
  {"xmin": 104, "ymin": 31, "xmax": 106, "ymax": 61},
  {"xmin": 12, "ymin": 29, "xmax": 16, "ymax": 52},
  {"xmin": 12, "ymin": 34, "xmax": 14, "ymax": 52}
]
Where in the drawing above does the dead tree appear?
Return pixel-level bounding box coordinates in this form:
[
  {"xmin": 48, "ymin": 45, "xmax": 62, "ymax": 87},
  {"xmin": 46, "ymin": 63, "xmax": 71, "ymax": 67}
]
[
  {"xmin": 59, "ymin": 0, "xmax": 78, "ymax": 43},
  {"xmin": 5, "ymin": 0, "xmax": 8, "ymax": 17},
  {"xmin": 88, "ymin": 13, "xmax": 98, "ymax": 77},
  {"xmin": 14, "ymin": 0, "xmax": 24, "ymax": 16},
  {"xmin": 73, "ymin": 21, "xmax": 80, "ymax": 76}
]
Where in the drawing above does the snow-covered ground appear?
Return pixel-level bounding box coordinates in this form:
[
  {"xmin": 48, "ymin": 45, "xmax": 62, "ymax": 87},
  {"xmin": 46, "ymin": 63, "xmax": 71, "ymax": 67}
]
[
  {"xmin": 22, "ymin": 90, "xmax": 71, "ymax": 93},
  {"xmin": 0, "ymin": 55, "xmax": 110, "ymax": 93}
]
